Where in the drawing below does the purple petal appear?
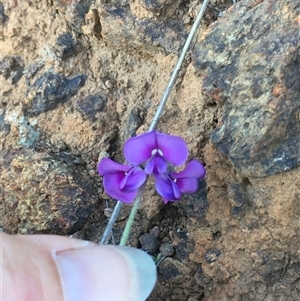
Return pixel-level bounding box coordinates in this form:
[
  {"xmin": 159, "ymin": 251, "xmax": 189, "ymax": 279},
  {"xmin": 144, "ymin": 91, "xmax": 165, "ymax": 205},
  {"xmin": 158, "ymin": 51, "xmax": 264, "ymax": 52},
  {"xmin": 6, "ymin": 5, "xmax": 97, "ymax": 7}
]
[
  {"xmin": 163, "ymin": 198, "xmax": 170, "ymax": 204},
  {"xmin": 145, "ymin": 155, "xmax": 168, "ymax": 175},
  {"xmin": 155, "ymin": 131, "xmax": 188, "ymax": 166},
  {"xmin": 144, "ymin": 156, "xmax": 155, "ymax": 174},
  {"xmin": 171, "ymin": 160, "xmax": 206, "ymax": 179},
  {"xmin": 154, "ymin": 173, "xmax": 181, "ymax": 201},
  {"xmin": 119, "ymin": 167, "xmax": 147, "ymax": 191},
  {"xmin": 124, "ymin": 131, "xmax": 157, "ymax": 165},
  {"xmin": 155, "ymin": 155, "xmax": 168, "ymax": 174},
  {"xmin": 98, "ymin": 158, "xmax": 131, "ymax": 176},
  {"xmin": 102, "ymin": 172, "xmax": 138, "ymax": 203},
  {"xmin": 176, "ymin": 178, "xmax": 199, "ymax": 194}
]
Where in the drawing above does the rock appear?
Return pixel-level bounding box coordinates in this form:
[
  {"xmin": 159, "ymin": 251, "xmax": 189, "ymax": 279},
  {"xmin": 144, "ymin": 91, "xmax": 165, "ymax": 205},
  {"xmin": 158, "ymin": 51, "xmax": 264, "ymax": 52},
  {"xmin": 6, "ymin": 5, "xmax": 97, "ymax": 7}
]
[
  {"xmin": 81, "ymin": 7, "xmax": 102, "ymax": 38},
  {"xmin": 158, "ymin": 257, "xmax": 192, "ymax": 284},
  {"xmin": 0, "ymin": 109, "xmax": 10, "ymax": 137},
  {"xmin": 227, "ymin": 182, "xmax": 249, "ymax": 215},
  {"xmin": 267, "ymin": 263, "xmax": 300, "ymax": 300},
  {"xmin": 137, "ymin": 18, "xmax": 186, "ymax": 54},
  {"xmin": 149, "ymin": 225, "xmax": 160, "ymax": 237},
  {"xmin": 26, "ymin": 72, "xmax": 86, "ymax": 116},
  {"xmin": 193, "ymin": 0, "xmax": 300, "ymax": 177},
  {"xmin": 53, "ymin": 0, "xmax": 93, "ymax": 33},
  {"xmin": 159, "ymin": 241, "xmax": 175, "ymax": 257},
  {"xmin": 170, "ymin": 231, "xmax": 195, "ymax": 261},
  {"xmin": 18, "ymin": 116, "xmax": 40, "ymax": 147},
  {"xmin": 24, "ymin": 61, "xmax": 44, "ymax": 83},
  {"xmin": 126, "ymin": 108, "xmax": 144, "ymax": 138},
  {"xmin": 205, "ymin": 248, "xmax": 221, "ymax": 263},
  {"xmin": 98, "ymin": 4, "xmax": 187, "ymax": 55},
  {"xmin": 140, "ymin": 0, "xmax": 178, "ymax": 12},
  {"xmin": 202, "ymin": 144, "xmax": 300, "ymax": 300},
  {"xmin": 54, "ymin": 32, "xmax": 81, "ymax": 59},
  {"xmin": 0, "ymin": 2, "xmax": 8, "ymax": 24},
  {"xmin": 75, "ymin": 93, "xmax": 107, "ymax": 122},
  {"xmin": 175, "ymin": 180, "xmax": 208, "ymax": 222},
  {"xmin": 0, "ymin": 55, "xmax": 24, "ymax": 84},
  {"xmin": 188, "ymin": 228, "xmax": 214, "ymax": 265},
  {"xmin": 254, "ymin": 250, "xmax": 286, "ymax": 283},
  {"xmin": 0, "ymin": 148, "xmax": 98, "ymax": 234},
  {"xmin": 247, "ymin": 168, "xmax": 300, "ymax": 247},
  {"xmin": 139, "ymin": 233, "xmax": 160, "ymax": 255},
  {"xmin": 194, "ymin": 266, "xmax": 210, "ymax": 287},
  {"xmin": 130, "ymin": 0, "xmax": 181, "ymax": 19}
]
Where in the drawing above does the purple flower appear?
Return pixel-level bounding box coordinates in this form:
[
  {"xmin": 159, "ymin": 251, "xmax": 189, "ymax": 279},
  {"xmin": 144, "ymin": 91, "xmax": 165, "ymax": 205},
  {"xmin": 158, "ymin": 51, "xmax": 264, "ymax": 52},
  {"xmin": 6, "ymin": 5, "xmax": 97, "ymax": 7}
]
[
  {"xmin": 98, "ymin": 131, "xmax": 206, "ymax": 204},
  {"xmin": 97, "ymin": 158, "xmax": 146, "ymax": 203},
  {"xmin": 124, "ymin": 131, "xmax": 188, "ymax": 175},
  {"xmin": 154, "ymin": 160, "xmax": 206, "ymax": 203}
]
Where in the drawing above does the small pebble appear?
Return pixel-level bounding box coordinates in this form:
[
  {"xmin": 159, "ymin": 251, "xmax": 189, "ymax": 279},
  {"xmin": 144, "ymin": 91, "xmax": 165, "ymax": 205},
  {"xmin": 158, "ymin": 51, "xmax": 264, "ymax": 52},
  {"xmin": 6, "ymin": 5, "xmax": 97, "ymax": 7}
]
[
  {"xmin": 159, "ymin": 241, "xmax": 175, "ymax": 257},
  {"xmin": 104, "ymin": 207, "xmax": 113, "ymax": 218},
  {"xmin": 98, "ymin": 151, "xmax": 109, "ymax": 162},
  {"xmin": 88, "ymin": 169, "xmax": 96, "ymax": 177},
  {"xmin": 139, "ymin": 233, "xmax": 159, "ymax": 255},
  {"xmin": 104, "ymin": 79, "xmax": 114, "ymax": 89}
]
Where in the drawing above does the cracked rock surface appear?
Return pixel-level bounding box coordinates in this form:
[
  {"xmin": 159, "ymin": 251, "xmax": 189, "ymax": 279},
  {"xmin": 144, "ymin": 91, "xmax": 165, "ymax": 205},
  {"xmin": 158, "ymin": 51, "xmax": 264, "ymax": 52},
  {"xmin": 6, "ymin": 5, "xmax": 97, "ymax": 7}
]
[{"xmin": 193, "ymin": 0, "xmax": 300, "ymax": 177}]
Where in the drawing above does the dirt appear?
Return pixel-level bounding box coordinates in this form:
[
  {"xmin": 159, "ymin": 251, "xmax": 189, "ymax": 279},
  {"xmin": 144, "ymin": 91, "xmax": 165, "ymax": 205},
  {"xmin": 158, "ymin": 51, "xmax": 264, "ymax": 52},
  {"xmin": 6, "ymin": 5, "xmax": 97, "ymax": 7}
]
[{"xmin": 1, "ymin": 0, "xmax": 299, "ymax": 300}]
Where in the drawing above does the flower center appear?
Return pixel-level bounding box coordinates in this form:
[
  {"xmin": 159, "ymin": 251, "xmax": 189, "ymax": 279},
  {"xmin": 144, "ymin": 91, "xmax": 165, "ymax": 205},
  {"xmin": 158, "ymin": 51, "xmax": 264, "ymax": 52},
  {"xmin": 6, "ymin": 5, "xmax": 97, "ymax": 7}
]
[{"xmin": 151, "ymin": 148, "xmax": 164, "ymax": 157}]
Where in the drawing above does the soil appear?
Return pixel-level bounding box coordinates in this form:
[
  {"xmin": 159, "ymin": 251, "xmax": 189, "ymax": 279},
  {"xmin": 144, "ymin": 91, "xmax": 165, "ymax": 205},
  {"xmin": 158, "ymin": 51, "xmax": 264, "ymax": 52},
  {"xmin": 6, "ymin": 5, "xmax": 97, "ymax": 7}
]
[{"xmin": 1, "ymin": 0, "xmax": 299, "ymax": 300}]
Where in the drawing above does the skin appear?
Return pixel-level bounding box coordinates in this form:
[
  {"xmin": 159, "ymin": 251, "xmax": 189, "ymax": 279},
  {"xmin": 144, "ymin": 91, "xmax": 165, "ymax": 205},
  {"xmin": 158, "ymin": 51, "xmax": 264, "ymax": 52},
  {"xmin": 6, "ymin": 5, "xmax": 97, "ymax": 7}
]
[{"xmin": 1, "ymin": 232, "xmax": 155, "ymax": 301}]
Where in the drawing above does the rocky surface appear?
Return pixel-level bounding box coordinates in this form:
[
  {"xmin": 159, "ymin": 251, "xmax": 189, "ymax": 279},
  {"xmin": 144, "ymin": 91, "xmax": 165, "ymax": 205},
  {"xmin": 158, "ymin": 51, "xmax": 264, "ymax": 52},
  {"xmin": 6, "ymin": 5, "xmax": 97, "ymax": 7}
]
[
  {"xmin": 1, "ymin": 0, "xmax": 299, "ymax": 300},
  {"xmin": 99, "ymin": 4, "xmax": 187, "ymax": 55},
  {"xmin": 75, "ymin": 93, "xmax": 108, "ymax": 122},
  {"xmin": 139, "ymin": 232, "xmax": 160, "ymax": 255},
  {"xmin": 0, "ymin": 109, "xmax": 10, "ymax": 137},
  {"xmin": 54, "ymin": 31, "xmax": 82, "ymax": 60},
  {"xmin": 0, "ymin": 1, "xmax": 8, "ymax": 24},
  {"xmin": 25, "ymin": 72, "xmax": 86, "ymax": 116},
  {"xmin": 0, "ymin": 148, "xmax": 98, "ymax": 234},
  {"xmin": 193, "ymin": 0, "xmax": 300, "ymax": 177},
  {"xmin": 200, "ymin": 142, "xmax": 300, "ymax": 301},
  {"xmin": 0, "ymin": 55, "xmax": 24, "ymax": 84}
]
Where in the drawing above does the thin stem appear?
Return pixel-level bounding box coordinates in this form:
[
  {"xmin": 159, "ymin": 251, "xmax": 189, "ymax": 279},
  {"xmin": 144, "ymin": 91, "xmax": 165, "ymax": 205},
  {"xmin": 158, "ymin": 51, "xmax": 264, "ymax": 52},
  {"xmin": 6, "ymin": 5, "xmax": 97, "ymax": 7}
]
[
  {"xmin": 148, "ymin": 0, "xmax": 210, "ymax": 132},
  {"xmin": 100, "ymin": 200, "xmax": 123, "ymax": 244},
  {"xmin": 119, "ymin": 187, "xmax": 144, "ymax": 246},
  {"xmin": 100, "ymin": 0, "xmax": 210, "ymax": 245}
]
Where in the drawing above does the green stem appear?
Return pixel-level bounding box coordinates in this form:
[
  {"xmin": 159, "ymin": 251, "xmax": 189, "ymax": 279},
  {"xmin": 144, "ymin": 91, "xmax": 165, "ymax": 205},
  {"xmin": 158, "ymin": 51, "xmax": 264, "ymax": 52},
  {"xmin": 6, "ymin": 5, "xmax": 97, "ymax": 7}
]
[{"xmin": 119, "ymin": 187, "xmax": 144, "ymax": 246}]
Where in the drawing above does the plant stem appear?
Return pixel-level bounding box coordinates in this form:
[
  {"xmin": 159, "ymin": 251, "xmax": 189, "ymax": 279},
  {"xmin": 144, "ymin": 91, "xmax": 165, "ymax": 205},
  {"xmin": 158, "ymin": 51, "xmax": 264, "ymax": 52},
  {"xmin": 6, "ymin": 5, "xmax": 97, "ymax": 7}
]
[
  {"xmin": 148, "ymin": 0, "xmax": 211, "ymax": 132},
  {"xmin": 100, "ymin": 200, "xmax": 123, "ymax": 244},
  {"xmin": 119, "ymin": 187, "xmax": 144, "ymax": 246}
]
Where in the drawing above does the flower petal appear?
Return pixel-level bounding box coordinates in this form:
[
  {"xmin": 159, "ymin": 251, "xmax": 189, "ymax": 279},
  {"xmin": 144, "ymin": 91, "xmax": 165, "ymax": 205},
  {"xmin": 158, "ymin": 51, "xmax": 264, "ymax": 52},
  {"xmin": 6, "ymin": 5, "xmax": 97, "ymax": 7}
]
[
  {"xmin": 124, "ymin": 131, "xmax": 157, "ymax": 165},
  {"xmin": 154, "ymin": 173, "xmax": 181, "ymax": 201},
  {"xmin": 98, "ymin": 158, "xmax": 131, "ymax": 175},
  {"xmin": 144, "ymin": 156, "xmax": 155, "ymax": 175},
  {"xmin": 155, "ymin": 155, "xmax": 168, "ymax": 174},
  {"xmin": 171, "ymin": 160, "xmax": 206, "ymax": 179},
  {"xmin": 156, "ymin": 131, "xmax": 188, "ymax": 166},
  {"xmin": 145, "ymin": 155, "xmax": 168, "ymax": 175},
  {"xmin": 119, "ymin": 167, "xmax": 147, "ymax": 191},
  {"xmin": 176, "ymin": 178, "xmax": 199, "ymax": 194},
  {"xmin": 102, "ymin": 172, "xmax": 138, "ymax": 203}
]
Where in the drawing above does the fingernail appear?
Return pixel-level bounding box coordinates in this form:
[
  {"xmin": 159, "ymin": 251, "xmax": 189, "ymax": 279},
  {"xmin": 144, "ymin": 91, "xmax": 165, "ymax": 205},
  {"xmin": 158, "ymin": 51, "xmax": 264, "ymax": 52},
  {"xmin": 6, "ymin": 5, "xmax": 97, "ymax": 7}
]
[{"xmin": 54, "ymin": 245, "xmax": 157, "ymax": 301}]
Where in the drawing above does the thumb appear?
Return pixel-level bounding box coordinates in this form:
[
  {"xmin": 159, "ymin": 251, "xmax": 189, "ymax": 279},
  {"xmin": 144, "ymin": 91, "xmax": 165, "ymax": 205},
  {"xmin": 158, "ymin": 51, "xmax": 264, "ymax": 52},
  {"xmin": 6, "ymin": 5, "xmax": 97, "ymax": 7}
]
[{"xmin": 1, "ymin": 232, "xmax": 157, "ymax": 301}]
